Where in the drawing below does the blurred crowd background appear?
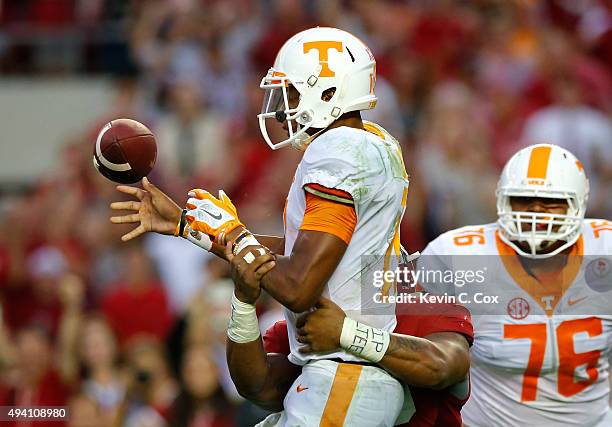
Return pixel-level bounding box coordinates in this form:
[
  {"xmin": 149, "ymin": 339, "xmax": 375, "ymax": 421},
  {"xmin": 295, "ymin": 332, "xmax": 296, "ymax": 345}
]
[{"xmin": 0, "ymin": 0, "xmax": 610, "ymax": 426}]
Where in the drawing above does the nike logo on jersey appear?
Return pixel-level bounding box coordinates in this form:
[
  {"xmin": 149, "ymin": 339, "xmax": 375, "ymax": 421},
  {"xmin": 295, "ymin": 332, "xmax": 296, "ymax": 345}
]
[
  {"xmin": 567, "ymin": 296, "xmax": 588, "ymax": 306},
  {"xmin": 201, "ymin": 208, "xmax": 223, "ymax": 220},
  {"xmin": 296, "ymin": 384, "xmax": 309, "ymax": 393}
]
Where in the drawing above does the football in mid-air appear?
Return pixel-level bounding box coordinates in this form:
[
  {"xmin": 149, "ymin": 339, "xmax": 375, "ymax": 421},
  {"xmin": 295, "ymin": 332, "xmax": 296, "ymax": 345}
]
[{"xmin": 93, "ymin": 118, "xmax": 157, "ymax": 184}]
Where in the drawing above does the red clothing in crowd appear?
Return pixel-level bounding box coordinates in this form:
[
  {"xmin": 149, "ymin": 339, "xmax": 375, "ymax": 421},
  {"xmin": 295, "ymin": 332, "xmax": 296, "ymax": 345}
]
[
  {"xmin": 0, "ymin": 285, "xmax": 62, "ymax": 336},
  {"xmin": 102, "ymin": 281, "xmax": 173, "ymax": 345},
  {"xmin": 0, "ymin": 369, "xmax": 71, "ymax": 427}
]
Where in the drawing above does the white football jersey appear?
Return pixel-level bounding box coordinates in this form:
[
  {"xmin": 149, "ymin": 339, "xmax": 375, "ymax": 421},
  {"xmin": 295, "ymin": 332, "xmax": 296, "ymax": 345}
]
[
  {"xmin": 418, "ymin": 220, "xmax": 612, "ymax": 426},
  {"xmin": 283, "ymin": 121, "xmax": 409, "ymax": 365}
]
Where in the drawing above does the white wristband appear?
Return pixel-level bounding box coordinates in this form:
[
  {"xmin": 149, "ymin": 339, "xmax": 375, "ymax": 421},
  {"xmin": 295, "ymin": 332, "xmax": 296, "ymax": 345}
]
[
  {"xmin": 183, "ymin": 225, "xmax": 213, "ymax": 251},
  {"xmin": 339, "ymin": 317, "xmax": 390, "ymax": 363},
  {"xmin": 227, "ymin": 292, "xmax": 260, "ymax": 343}
]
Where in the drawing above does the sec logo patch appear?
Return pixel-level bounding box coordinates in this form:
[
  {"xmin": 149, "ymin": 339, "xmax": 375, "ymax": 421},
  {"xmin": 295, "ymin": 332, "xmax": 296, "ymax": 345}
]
[{"xmin": 507, "ymin": 297, "xmax": 530, "ymax": 319}]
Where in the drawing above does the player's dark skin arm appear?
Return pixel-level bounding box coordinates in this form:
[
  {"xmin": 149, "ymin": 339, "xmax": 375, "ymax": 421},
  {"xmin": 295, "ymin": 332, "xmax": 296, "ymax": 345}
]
[
  {"xmin": 297, "ymin": 298, "xmax": 470, "ymax": 390},
  {"xmin": 222, "ymin": 224, "xmax": 346, "ymax": 312},
  {"xmin": 109, "ymin": 179, "xmax": 340, "ymax": 312},
  {"xmin": 108, "ymin": 178, "xmax": 286, "ymax": 254},
  {"xmin": 253, "ymin": 235, "xmax": 285, "ymax": 254},
  {"xmin": 225, "ymin": 244, "xmax": 300, "ymax": 410},
  {"xmin": 381, "ymin": 332, "xmax": 470, "ymax": 390},
  {"xmin": 226, "ymin": 338, "xmax": 300, "ymax": 410},
  {"xmin": 211, "ymin": 230, "xmax": 285, "ymax": 260},
  {"xmin": 258, "ymin": 230, "xmax": 347, "ymax": 312}
]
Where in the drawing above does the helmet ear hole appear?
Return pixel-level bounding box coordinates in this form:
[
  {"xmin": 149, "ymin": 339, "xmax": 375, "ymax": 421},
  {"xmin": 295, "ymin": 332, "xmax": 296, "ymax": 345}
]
[
  {"xmin": 321, "ymin": 87, "xmax": 336, "ymax": 102},
  {"xmin": 259, "ymin": 27, "xmax": 378, "ymax": 148},
  {"xmin": 275, "ymin": 111, "xmax": 287, "ymax": 123}
]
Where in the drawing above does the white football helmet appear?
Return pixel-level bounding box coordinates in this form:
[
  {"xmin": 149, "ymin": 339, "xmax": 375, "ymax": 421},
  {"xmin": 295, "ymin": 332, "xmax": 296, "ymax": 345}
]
[
  {"xmin": 496, "ymin": 143, "xmax": 589, "ymax": 258},
  {"xmin": 258, "ymin": 27, "xmax": 377, "ymax": 150}
]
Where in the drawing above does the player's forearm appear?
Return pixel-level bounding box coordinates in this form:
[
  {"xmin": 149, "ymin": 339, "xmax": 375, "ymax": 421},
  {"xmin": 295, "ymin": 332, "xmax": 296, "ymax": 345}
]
[
  {"xmin": 227, "ymin": 337, "xmax": 270, "ymax": 398},
  {"xmin": 226, "ymin": 339, "xmax": 293, "ymax": 411},
  {"xmin": 336, "ymin": 318, "xmax": 453, "ymax": 388},
  {"xmin": 380, "ymin": 333, "xmax": 467, "ymax": 390},
  {"xmin": 217, "ymin": 228, "xmax": 283, "ymax": 259},
  {"xmin": 253, "ymin": 235, "xmax": 285, "ymax": 254},
  {"xmin": 225, "ymin": 292, "xmax": 296, "ymax": 410},
  {"xmin": 259, "ymin": 231, "xmax": 345, "ymax": 312},
  {"xmin": 260, "ymin": 256, "xmax": 322, "ymax": 312}
]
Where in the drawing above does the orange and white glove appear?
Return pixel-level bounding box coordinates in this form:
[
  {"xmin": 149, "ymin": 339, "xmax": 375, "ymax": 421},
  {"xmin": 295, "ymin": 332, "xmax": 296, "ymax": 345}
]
[{"xmin": 185, "ymin": 189, "xmax": 243, "ymax": 241}]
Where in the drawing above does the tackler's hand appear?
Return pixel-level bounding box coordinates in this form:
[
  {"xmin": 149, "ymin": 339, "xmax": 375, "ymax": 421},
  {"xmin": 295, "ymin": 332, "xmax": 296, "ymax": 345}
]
[
  {"xmin": 226, "ymin": 242, "xmax": 276, "ymax": 305},
  {"xmin": 296, "ymin": 297, "xmax": 346, "ymax": 354}
]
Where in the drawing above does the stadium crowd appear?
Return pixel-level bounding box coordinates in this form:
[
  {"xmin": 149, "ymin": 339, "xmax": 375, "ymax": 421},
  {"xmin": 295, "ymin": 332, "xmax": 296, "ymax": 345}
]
[{"xmin": 0, "ymin": 0, "xmax": 610, "ymax": 426}]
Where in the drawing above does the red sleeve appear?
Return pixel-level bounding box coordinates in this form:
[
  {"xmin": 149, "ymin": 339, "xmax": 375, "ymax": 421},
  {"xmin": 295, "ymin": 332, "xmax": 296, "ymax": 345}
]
[
  {"xmin": 395, "ymin": 303, "xmax": 474, "ymax": 346},
  {"xmin": 262, "ymin": 320, "xmax": 290, "ymax": 355},
  {"xmin": 394, "ymin": 301, "xmax": 471, "ymax": 427}
]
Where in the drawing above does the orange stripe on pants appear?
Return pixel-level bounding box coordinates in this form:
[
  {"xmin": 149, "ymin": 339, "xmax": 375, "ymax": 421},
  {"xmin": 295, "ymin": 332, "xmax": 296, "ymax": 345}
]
[
  {"xmin": 527, "ymin": 146, "xmax": 552, "ymax": 179},
  {"xmin": 320, "ymin": 363, "xmax": 363, "ymax": 426}
]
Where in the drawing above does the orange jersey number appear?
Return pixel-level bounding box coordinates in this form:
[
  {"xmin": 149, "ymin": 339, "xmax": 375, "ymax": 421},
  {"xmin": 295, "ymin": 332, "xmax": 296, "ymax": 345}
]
[
  {"xmin": 590, "ymin": 220, "xmax": 612, "ymax": 239},
  {"xmin": 504, "ymin": 317, "xmax": 602, "ymax": 402},
  {"xmin": 453, "ymin": 227, "xmax": 486, "ymax": 246}
]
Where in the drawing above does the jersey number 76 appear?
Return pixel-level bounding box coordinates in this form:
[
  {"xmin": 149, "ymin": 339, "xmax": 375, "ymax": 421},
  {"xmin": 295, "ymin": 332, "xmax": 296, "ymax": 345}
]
[{"xmin": 504, "ymin": 317, "xmax": 602, "ymax": 401}]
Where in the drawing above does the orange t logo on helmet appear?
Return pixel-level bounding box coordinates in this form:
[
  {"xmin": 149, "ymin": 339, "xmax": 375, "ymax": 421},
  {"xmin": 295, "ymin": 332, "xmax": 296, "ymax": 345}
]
[
  {"xmin": 526, "ymin": 145, "xmax": 552, "ymax": 185},
  {"xmin": 303, "ymin": 41, "xmax": 343, "ymax": 77}
]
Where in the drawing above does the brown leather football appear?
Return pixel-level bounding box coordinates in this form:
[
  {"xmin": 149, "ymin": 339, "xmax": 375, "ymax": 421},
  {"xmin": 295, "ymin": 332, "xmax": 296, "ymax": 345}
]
[{"xmin": 93, "ymin": 118, "xmax": 157, "ymax": 184}]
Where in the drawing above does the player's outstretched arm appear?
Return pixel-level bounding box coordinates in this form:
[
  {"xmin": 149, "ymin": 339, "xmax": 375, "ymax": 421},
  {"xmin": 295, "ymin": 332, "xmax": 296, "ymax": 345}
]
[
  {"xmin": 109, "ymin": 180, "xmax": 283, "ymax": 259},
  {"xmin": 183, "ymin": 189, "xmax": 287, "ymax": 259},
  {"xmin": 297, "ymin": 298, "xmax": 470, "ymax": 390}
]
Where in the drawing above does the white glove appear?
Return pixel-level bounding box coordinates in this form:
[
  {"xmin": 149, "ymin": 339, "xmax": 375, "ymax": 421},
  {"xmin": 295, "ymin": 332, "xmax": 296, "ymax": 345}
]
[{"xmin": 185, "ymin": 189, "xmax": 243, "ymax": 241}]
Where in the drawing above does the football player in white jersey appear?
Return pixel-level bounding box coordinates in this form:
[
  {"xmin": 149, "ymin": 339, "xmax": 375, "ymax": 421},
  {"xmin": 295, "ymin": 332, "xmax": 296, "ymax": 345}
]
[
  {"xmin": 110, "ymin": 27, "xmax": 410, "ymax": 425},
  {"xmin": 417, "ymin": 143, "xmax": 612, "ymax": 426}
]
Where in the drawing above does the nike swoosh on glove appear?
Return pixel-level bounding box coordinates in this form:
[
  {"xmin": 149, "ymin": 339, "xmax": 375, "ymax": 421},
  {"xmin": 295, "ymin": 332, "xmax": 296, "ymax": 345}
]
[{"xmin": 185, "ymin": 189, "xmax": 243, "ymax": 241}]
